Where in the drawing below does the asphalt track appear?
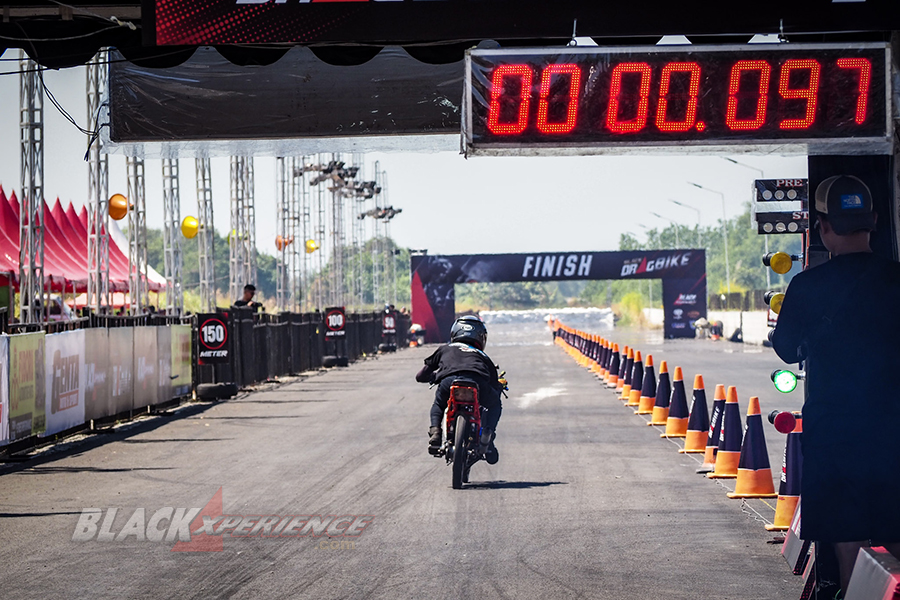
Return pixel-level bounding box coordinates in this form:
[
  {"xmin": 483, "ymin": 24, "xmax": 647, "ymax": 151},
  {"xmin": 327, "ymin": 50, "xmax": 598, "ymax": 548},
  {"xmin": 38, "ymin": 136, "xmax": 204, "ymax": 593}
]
[{"xmin": 0, "ymin": 322, "xmax": 804, "ymax": 599}]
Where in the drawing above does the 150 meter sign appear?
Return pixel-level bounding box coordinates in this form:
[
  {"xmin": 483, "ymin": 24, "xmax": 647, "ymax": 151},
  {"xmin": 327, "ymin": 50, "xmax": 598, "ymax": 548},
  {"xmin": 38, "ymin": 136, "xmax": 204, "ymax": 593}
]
[{"xmin": 198, "ymin": 314, "xmax": 231, "ymax": 363}]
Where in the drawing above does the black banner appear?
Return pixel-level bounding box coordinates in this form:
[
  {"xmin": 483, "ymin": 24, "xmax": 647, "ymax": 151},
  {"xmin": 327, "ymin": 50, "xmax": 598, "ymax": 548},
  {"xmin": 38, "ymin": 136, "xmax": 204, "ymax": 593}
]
[
  {"xmin": 108, "ymin": 47, "xmax": 462, "ymax": 144},
  {"xmin": 410, "ymin": 250, "xmax": 706, "ymax": 342},
  {"xmin": 198, "ymin": 313, "xmax": 231, "ymax": 364},
  {"xmin": 147, "ymin": 0, "xmax": 900, "ymax": 46},
  {"xmin": 324, "ymin": 307, "xmax": 347, "ymax": 338}
]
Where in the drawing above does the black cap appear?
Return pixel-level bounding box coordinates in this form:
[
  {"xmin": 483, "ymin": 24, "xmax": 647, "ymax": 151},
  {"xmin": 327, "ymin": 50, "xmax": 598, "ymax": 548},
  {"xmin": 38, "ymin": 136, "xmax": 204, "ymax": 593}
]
[{"xmin": 814, "ymin": 175, "xmax": 876, "ymax": 235}]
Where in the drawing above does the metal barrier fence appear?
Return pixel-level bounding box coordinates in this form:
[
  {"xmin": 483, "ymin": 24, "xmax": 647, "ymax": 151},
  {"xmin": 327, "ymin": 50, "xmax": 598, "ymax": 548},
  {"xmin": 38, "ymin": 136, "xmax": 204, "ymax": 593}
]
[
  {"xmin": 1, "ymin": 308, "xmax": 409, "ymax": 456},
  {"xmin": 203, "ymin": 309, "xmax": 411, "ymax": 388}
]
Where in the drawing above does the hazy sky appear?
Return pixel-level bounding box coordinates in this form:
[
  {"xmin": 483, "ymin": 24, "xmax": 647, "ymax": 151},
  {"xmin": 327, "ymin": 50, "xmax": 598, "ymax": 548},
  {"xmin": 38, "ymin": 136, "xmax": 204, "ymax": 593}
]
[{"xmin": 0, "ymin": 48, "xmax": 808, "ymax": 258}]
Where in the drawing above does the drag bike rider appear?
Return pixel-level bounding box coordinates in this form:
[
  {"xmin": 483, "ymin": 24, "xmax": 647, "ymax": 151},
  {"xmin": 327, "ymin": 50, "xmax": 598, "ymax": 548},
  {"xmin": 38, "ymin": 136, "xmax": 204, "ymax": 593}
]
[{"xmin": 415, "ymin": 315, "xmax": 505, "ymax": 464}]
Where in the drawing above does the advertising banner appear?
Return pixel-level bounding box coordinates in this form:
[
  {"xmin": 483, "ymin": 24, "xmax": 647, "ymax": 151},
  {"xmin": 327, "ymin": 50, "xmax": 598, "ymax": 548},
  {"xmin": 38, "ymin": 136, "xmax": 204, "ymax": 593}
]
[
  {"xmin": 411, "ymin": 251, "xmax": 706, "ymax": 342},
  {"xmin": 0, "ymin": 336, "xmax": 8, "ymax": 445},
  {"xmin": 198, "ymin": 313, "xmax": 230, "ymax": 364},
  {"xmin": 133, "ymin": 327, "xmax": 159, "ymax": 409},
  {"xmin": 108, "ymin": 328, "xmax": 134, "ymax": 416},
  {"xmin": 662, "ymin": 278, "xmax": 709, "ymax": 340},
  {"xmin": 171, "ymin": 325, "xmax": 193, "ymax": 399},
  {"xmin": 84, "ymin": 329, "xmax": 111, "ymax": 421},
  {"xmin": 43, "ymin": 330, "xmax": 86, "ymax": 437},
  {"xmin": 156, "ymin": 326, "xmax": 172, "ymax": 407},
  {"xmin": 8, "ymin": 332, "xmax": 45, "ymax": 440}
]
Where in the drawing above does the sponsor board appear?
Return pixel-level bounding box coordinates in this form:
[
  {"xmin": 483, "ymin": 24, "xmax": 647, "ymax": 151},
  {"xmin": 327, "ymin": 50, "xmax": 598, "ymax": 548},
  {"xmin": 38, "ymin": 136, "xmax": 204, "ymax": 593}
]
[
  {"xmin": 171, "ymin": 325, "xmax": 193, "ymax": 397},
  {"xmin": 134, "ymin": 328, "xmax": 159, "ymax": 409},
  {"xmin": 9, "ymin": 332, "xmax": 45, "ymax": 440},
  {"xmin": 84, "ymin": 329, "xmax": 111, "ymax": 421},
  {"xmin": 0, "ymin": 336, "xmax": 8, "ymax": 445},
  {"xmin": 43, "ymin": 330, "xmax": 86, "ymax": 437}
]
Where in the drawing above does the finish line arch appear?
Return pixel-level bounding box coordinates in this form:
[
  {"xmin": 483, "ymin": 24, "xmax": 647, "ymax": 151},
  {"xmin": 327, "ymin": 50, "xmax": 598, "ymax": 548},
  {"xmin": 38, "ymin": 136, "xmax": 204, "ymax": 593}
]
[{"xmin": 411, "ymin": 250, "xmax": 706, "ymax": 343}]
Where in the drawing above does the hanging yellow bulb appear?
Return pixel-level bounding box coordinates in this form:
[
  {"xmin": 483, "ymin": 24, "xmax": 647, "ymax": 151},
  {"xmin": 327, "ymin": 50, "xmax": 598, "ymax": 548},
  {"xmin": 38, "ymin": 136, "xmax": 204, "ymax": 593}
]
[
  {"xmin": 181, "ymin": 216, "xmax": 199, "ymax": 239},
  {"xmin": 305, "ymin": 239, "xmax": 319, "ymax": 253}
]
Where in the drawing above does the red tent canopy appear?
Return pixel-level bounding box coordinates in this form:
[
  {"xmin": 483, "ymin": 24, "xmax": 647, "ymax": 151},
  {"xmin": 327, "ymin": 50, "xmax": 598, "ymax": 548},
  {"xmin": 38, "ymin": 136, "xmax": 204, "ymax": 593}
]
[{"xmin": 0, "ymin": 186, "xmax": 163, "ymax": 293}]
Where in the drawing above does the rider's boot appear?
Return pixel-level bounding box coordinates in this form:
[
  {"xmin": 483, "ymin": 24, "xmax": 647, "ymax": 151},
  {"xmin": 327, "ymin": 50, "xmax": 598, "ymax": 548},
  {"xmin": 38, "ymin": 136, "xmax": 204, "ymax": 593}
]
[
  {"xmin": 428, "ymin": 426, "xmax": 442, "ymax": 455},
  {"xmin": 480, "ymin": 428, "xmax": 499, "ymax": 465}
]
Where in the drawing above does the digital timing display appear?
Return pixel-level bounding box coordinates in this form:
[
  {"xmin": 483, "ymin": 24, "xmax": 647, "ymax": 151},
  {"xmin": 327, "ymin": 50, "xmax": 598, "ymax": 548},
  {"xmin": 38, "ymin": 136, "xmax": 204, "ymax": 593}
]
[{"xmin": 465, "ymin": 44, "xmax": 890, "ymax": 153}]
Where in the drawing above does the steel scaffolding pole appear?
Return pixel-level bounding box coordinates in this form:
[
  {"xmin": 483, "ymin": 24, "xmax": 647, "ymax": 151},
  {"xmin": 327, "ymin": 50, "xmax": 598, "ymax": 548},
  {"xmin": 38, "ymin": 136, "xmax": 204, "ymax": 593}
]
[
  {"xmin": 195, "ymin": 158, "xmax": 216, "ymax": 312},
  {"xmin": 381, "ymin": 168, "xmax": 397, "ymax": 306},
  {"xmin": 245, "ymin": 158, "xmax": 257, "ymax": 288},
  {"xmin": 86, "ymin": 50, "xmax": 109, "ymax": 315},
  {"xmin": 275, "ymin": 156, "xmax": 289, "ymax": 312},
  {"xmin": 351, "ymin": 152, "xmax": 365, "ymax": 310},
  {"xmin": 372, "ymin": 161, "xmax": 382, "ymax": 305},
  {"xmin": 229, "ymin": 156, "xmax": 254, "ymax": 302},
  {"xmin": 126, "ymin": 157, "xmax": 148, "ymax": 314},
  {"xmin": 162, "ymin": 159, "xmax": 183, "ymax": 315},
  {"xmin": 290, "ymin": 156, "xmax": 310, "ymax": 312},
  {"xmin": 19, "ymin": 50, "xmax": 45, "ymax": 324},
  {"xmin": 330, "ymin": 153, "xmax": 345, "ymax": 307},
  {"xmin": 315, "ymin": 153, "xmax": 327, "ymax": 309}
]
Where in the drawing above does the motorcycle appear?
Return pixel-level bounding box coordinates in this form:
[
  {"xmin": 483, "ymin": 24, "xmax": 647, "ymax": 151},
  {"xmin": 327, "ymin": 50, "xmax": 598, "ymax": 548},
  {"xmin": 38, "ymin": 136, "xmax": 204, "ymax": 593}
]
[{"xmin": 432, "ymin": 372, "xmax": 508, "ymax": 490}]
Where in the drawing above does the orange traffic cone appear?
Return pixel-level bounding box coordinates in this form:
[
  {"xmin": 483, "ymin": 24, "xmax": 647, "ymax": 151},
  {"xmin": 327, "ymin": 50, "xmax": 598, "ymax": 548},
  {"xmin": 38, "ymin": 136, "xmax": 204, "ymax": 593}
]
[
  {"xmin": 727, "ymin": 397, "xmax": 777, "ymax": 498},
  {"xmin": 597, "ymin": 339, "xmax": 609, "ymax": 378},
  {"xmin": 765, "ymin": 414, "xmax": 803, "ymax": 531},
  {"xmin": 696, "ymin": 383, "xmax": 726, "ymax": 470},
  {"xmin": 625, "ymin": 351, "xmax": 643, "ymax": 406},
  {"xmin": 648, "ymin": 361, "xmax": 671, "ymax": 425},
  {"xmin": 606, "ymin": 343, "xmax": 621, "ymax": 388},
  {"xmin": 678, "ymin": 375, "xmax": 709, "ymax": 450},
  {"xmin": 616, "ymin": 346, "xmax": 634, "ymax": 398},
  {"xmin": 708, "ymin": 386, "xmax": 743, "ymax": 479},
  {"xmin": 635, "ymin": 355, "xmax": 656, "ymax": 414}
]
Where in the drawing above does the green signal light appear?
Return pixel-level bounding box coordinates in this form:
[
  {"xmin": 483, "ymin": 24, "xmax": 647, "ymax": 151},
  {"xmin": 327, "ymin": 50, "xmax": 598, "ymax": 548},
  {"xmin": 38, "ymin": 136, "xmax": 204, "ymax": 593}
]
[{"xmin": 771, "ymin": 369, "xmax": 798, "ymax": 393}]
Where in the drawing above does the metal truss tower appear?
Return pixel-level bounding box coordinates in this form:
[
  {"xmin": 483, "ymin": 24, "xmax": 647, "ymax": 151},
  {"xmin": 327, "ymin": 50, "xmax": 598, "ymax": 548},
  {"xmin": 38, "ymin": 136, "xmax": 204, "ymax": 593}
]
[
  {"xmin": 126, "ymin": 157, "xmax": 149, "ymax": 314},
  {"xmin": 351, "ymin": 152, "xmax": 366, "ymax": 310},
  {"xmin": 291, "ymin": 156, "xmax": 311, "ymax": 312},
  {"xmin": 329, "ymin": 153, "xmax": 346, "ymax": 308},
  {"xmin": 230, "ymin": 156, "xmax": 256, "ymax": 302},
  {"xmin": 380, "ymin": 168, "xmax": 397, "ymax": 306},
  {"xmin": 315, "ymin": 154, "xmax": 327, "ymax": 309},
  {"xmin": 371, "ymin": 161, "xmax": 382, "ymax": 306},
  {"xmin": 275, "ymin": 156, "xmax": 289, "ymax": 312},
  {"xmin": 19, "ymin": 51, "xmax": 45, "ymax": 324},
  {"xmin": 86, "ymin": 50, "xmax": 109, "ymax": 315},
  {"xmin": 162, "ymin": 159, "xmax": 183, "ymax": 315},
  {"xmin": 195, "ymin": 158, "xmax": 216, "ymax": 312}
]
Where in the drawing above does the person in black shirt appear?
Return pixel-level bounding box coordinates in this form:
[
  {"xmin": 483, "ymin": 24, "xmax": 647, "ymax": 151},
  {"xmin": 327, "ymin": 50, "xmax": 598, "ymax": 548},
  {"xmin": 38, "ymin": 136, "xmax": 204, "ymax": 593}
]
[
  {"xmin": 416, "ymin": 315, "xmax": 504, "ymax": 463},
  {"xmin": 233, "ymin": 284, "xmax": 262, "ymax": 311},
  {"xmin": 772, "ymin": 175, "xmax": 900, "ymax": 592}
]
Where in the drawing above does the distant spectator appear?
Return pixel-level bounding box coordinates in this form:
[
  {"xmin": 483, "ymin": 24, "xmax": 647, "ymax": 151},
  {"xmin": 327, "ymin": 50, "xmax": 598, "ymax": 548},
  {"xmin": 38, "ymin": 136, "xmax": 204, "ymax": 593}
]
[{"xmin": 233, "ymin": 284, "xmax": 261, "ymax": 311}]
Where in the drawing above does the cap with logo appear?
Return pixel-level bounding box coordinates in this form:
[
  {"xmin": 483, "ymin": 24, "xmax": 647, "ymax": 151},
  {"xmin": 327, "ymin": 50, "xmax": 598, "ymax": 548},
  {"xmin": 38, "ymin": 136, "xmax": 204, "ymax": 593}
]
[{"xmin": 814, "ymin": 175, "xmax": 876, "ymax": 235}]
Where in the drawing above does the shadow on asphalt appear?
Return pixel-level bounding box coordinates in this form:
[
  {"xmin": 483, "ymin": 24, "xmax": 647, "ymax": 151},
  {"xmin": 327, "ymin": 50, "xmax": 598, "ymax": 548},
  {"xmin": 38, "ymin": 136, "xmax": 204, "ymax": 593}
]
[
  {"xmin": 463, "ymin": 480, "xmax": 567, "ymax": 490},
  {"xmin": 0, "ymin": 511, "xmax": 88, "ymax": 518}
]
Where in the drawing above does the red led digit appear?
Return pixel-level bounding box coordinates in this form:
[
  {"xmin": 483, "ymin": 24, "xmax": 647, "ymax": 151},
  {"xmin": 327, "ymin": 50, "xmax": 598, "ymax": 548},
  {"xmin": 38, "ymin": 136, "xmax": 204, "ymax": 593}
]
[
  {"xmin": 487, "ymin": 64, "xmax": 534, "ymax": 135},
  {"xmin": 725, "ymin": 60, "xmax": 772, "ymax": 130},
  {"xmin": 655, "ymin": 62, "xmax": 701, "ymax": 132},
  {"xmin": 837, "ymin": 57, "xmax": 872, "ymax": 124},
  {"xmin": 536, "ymin": 64, "xmax": 581, "ymax": 134},
  {"xmin": 606, "ymin": 62, "xmax": 652, "ymax": 134},
  {"xmin": 778, "ymin": 59, "xmax": 821, "ymax": 130}
]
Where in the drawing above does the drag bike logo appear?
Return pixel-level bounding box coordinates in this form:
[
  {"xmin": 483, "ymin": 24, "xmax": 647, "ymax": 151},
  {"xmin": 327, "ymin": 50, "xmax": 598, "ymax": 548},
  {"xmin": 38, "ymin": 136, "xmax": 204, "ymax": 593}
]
[
  {"xmin": 673, "ymin": 294, "xmax": 698, "ymax": 306},
  {"xmin": 620, "ymin": 252, "xmax": 692, "ymax": 277}
]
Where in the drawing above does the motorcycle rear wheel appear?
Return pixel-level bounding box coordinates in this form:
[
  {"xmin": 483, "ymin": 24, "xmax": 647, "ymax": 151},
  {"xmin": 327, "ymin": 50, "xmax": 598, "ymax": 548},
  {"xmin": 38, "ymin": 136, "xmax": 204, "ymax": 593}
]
[{"xmin": 452, "ymin": 415, "xmax": 467, "ymax": 489}]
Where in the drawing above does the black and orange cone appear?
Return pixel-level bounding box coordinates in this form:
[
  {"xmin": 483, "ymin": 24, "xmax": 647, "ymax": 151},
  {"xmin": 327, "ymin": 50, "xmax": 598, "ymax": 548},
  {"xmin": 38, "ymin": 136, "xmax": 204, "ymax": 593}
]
[
  {"xmin": 625, "ymin": 351, "xmax": 643, "ymax": 406},
  {"xmin": 660, "ymin": 366, "xmax": 688, "ymax": 434},
  {"xmin": 696, "ymin": 383, "xmax": 726, "ymax": 471},
  {"xmin": 606, "ymin": 343, "xmax": 620, "ymax": 388},
  {"xmin": 765, "ymin": 414, "xmax": 803, "ymax": 531},
  {"xmin": 708, "ymin": 386, "xmax": 743, "ymax": 479},
  {"xmin": 635, "ymin": 355, "xmax": 657, "ymax": 414},
  {"xmin": 678, "ymin": 375, "xmax": 708, "ymax": 451},
  {"xmin": 619, "ymin": 347, "xmax": 634, "ymax": 398},
  {"xmin": 727, "ymin": 397, "xmax": 777, "ymax": 498},
  {"xmin": 616, "ymin": 346, "xmax": 631, "ymax": 393},
  {"xmin": 595, "ymin": 338, "xmax": 607, "ymax": 377},
  {"xmin": 648, "ymin": 361, "xmax": 671, "ymax": 426}
]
